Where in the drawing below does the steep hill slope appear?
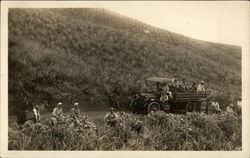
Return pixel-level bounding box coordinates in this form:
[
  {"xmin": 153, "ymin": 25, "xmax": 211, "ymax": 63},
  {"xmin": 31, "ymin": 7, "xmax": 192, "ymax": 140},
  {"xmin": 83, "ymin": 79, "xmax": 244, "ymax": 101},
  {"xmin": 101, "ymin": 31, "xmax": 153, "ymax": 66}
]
[{"xmin": 8, "ymin": 8, "xmax": 241, "ymax": 112}]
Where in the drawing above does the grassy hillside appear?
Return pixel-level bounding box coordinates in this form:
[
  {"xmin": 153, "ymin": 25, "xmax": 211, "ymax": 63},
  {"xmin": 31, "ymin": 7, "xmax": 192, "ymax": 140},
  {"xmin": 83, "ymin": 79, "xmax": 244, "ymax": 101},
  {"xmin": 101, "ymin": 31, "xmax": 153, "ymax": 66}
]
[{"xmin": 8, "ymin": 8, "xmax": 241, "ymax": 113}]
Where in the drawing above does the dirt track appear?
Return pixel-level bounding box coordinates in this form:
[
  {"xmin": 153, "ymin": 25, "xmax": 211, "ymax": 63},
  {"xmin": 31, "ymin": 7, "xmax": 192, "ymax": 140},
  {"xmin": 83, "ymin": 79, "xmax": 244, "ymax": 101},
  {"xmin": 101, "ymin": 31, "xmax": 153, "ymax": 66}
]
[{"xmin": 9, "ymin": 110, "xmax": 108, "ymax": 125}]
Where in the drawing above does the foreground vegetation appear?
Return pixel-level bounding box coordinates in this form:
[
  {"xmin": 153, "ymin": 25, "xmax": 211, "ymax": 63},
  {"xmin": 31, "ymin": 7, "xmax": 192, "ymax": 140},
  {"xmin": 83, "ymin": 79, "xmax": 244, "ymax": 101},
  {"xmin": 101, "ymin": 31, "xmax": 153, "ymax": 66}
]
[{"xmin": 9, "ymin": 111, "xmax": 241, "ymax": 150}]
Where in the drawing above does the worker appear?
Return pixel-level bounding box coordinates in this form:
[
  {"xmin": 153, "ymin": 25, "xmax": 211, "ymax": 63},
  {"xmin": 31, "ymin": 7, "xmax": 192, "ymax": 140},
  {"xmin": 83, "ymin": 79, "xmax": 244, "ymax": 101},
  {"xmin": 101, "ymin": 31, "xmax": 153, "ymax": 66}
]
[
  {"xmin": 160, "ymin": 91, "xmax": 169, "ymax": 111},
  {"xmin": 70, "ymin": 102, "xmax": 81, "ymax": 119},
  {"xmin": 236, "ymin": 97, "xmax": 242, "ymax": 115},
  {"xmin": 189, "ymin": 82, "xmax": 197, "ymax": 92},
  {"xmin": 33, "ymin": 105, "xmax": 41, "ymax": 123},
  {"xmin": 51, "ymin": 102, "xmax": 64, "ymax": 126},
  {"xmin": 180, "ymin": 79, "xmax": 187, "ymax": 92},
  {"xmin": 104, "ymin": 107, "xmax": 119, "ymax": 127},
  {"xmin": 162, "ymin": 83, "xmax": 169, "ymax": 93},
  {"xmin": 211, "ymin": 101, "xmax": 221, "ymax": 114},
  {"xmin": 165, "ymin": 85, "xmax": 173, "ymax": 100},
  {"xmin": 155, "ymin": 82, "xmax": 162, "ymax": 97},
  {"xmin": 70, "ymin": 102, "xmax": 81, "ymax": 126},
  {"xmin": 132, "ymin": 119, "xmax": 144, "ymax": 134},
  {"xmin": 228, "ymin": 102, "xmax": 235, "ymax": 111},
  {"xmin": 171, "ymin": 77, "xmax": 181, "ymax": 93},
  {"xmin": 172, "ymin": 78, "xmax": 179, "ymax": 89},
  {"xmin": 197, "ymin": 81, "xmax": 205, "ymax": 93},
  {"xmin": 226, "ymin": 103, "xmax": 234, "ymax": 114}
]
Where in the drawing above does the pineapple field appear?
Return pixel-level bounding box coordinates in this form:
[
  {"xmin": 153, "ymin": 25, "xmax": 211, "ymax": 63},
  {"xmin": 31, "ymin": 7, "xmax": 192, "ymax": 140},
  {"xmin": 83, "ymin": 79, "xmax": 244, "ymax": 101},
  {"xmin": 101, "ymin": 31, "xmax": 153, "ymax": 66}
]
[{"xmin": 9, "ymin": 111, "xmax": 242, "ymax": 150}]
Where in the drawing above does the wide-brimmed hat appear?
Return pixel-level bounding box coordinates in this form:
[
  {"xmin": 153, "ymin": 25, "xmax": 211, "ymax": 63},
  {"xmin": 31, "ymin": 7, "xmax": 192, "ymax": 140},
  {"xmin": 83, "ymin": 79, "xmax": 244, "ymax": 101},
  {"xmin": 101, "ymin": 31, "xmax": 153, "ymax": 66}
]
[{"xmin": 57, "ymin": 102, "xmax": 63, "ymax": 106}]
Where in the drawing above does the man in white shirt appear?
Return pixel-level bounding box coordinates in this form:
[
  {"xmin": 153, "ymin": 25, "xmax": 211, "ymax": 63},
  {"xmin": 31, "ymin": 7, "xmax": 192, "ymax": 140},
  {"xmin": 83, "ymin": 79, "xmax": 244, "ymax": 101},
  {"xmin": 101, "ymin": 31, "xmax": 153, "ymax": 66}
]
[
  {"xmin": 33, "ymin": 105, "xmax": 41, "ymax": 123},
  {"xmin": 236, "ymin": 97, "xmax": 242, "ymax": 115},
  {"xmin": 211, "ymin": 101, "xmax": 221, "ymax": 114},
  {"xmin": 197, "ymin": 81, "xmax": 205, "ymax": 93}
]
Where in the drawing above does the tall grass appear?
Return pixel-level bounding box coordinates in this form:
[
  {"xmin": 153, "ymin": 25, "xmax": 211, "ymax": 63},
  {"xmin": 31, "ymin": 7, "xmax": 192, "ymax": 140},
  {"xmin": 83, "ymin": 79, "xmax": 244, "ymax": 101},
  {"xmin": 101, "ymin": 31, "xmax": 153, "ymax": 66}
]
[{"xmin": 9, "ymin": 111, "xmax": 241, "ymax": 150}]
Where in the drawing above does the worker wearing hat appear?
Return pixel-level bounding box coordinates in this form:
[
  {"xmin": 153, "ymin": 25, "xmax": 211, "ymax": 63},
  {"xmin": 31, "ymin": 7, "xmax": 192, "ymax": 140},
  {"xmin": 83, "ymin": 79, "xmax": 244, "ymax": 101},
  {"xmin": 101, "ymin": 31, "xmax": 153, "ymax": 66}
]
[
  {"xmin": 70, "ymin": 102, "xmax": 81, "ymax": 120},
  {"xmin": 51, "ymin": 102, "xmax": 64, "ymax": 126},
  {"xmin": 197, "ymin": 81, "xmax": 206, "ymax": 93},
  {"xmin": 226, "ymin": 102, "xmax": 234, "ymax": 114},
  {"xmin": 104, "ymin": 107, "xmax": 119, "ymax": 127}
]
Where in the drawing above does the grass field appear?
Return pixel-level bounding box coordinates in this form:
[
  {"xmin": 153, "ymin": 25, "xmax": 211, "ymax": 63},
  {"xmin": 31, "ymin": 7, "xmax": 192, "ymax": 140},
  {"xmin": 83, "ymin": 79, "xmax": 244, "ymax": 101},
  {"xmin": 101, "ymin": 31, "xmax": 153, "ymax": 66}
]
[{"xmin": 8, "ymin": 110, "xmax": 241, "ymax": 151}]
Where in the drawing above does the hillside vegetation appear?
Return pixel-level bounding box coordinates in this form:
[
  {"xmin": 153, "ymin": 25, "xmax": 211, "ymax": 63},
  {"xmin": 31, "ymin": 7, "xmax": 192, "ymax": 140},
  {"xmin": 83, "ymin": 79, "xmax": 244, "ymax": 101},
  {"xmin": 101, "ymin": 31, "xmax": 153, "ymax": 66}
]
[{"xmin": 8, "ymin": 8, "xmax": 241, "ymax": 112}]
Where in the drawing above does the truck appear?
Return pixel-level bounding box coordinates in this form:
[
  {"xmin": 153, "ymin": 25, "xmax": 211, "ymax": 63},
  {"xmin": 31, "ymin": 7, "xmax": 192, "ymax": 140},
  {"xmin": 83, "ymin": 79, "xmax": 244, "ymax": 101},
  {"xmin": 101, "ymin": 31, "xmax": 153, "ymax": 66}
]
[{"xmin": 130, "ymin": 77, "xmax": 208, "ymax": 114}]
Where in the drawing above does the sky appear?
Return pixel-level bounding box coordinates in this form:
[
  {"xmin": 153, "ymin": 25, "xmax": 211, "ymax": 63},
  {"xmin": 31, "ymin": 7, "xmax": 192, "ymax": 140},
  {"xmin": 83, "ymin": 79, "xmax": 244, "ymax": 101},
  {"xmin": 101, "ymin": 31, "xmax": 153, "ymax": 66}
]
[{"xmin": 96, "ymin": 1, "xmax": 249, "ymax": 47}]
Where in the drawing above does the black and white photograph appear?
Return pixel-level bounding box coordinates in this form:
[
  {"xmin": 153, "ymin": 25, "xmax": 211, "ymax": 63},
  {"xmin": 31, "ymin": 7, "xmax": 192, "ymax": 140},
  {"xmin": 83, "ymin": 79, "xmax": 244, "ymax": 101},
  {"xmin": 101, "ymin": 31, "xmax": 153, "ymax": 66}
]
[{"xmin": 1, "ymin": 1, "xmax": 249, "ymax": 157}]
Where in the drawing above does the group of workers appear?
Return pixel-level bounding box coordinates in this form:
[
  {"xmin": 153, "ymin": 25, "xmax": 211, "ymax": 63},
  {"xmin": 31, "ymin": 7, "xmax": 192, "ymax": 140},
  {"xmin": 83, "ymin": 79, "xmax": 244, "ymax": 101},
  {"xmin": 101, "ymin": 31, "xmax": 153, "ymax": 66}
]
[
  {"xmin": 226, "ymin": 97, "xmax": 242, "ymax": 115},
  {"xmin": 155, "ymin": 78, "xmax": 206, "ymax": 109},
  {"xmin": 30, "ymin": 101, "xmax": 141, "ymax": 133},
  {"xmin": 210, "ymin": 97, "xmax": 242, "ymax": 115},
  {"xmin": 27, "ymin": 90, "xmax": 241, "ymax": 127},
  {"xmin": 30, "ymin": 102, "xmax": 83, "ymax": 125},
  {"xmin": 30, "ymin": 101, "xmax": 124, "ymax": 128},
  {"xmin": 50, "ymin": 102, "xmax": 82, "ymax": 126},
  {"xmin": 170, "ymin": 77, "xmax": 206, "ymax": 93}
]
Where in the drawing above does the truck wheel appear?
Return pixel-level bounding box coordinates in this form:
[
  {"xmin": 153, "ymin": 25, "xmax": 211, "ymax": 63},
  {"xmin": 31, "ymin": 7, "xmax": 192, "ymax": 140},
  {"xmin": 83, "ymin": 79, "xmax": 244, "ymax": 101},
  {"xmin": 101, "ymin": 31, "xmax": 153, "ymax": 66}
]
[
  {"xmin": 147, "ymin": 102, "xmax": 160, "ymax": 113},
  {"xmin": 185, "ymin": 102, "xmax": 195, "ymax": 112}
]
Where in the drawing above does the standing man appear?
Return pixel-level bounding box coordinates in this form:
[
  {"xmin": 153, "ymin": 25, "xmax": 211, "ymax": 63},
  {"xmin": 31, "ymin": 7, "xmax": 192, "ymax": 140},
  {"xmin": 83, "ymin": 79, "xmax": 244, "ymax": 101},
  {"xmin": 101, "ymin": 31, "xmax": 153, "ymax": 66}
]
[
  {"xmin": 172, "ymin": 77, "xmax": 180, "ymax": 93},
  {"xmin": 172, "ymin": 78, "xmax": 179, "ymax": 89},
  {"xmin": 51, "ymin": 102, "xmax": 64, "ymax": 126},
  {"xmin": 197, "ymin": 81, "xmax": 206, "ymax": 93},
  {"xmin": 33, "ymin": 105, "xmax": 41, "ymax": 123},
  {"xmin": 160, "ymin": 91, "xmax": 170, "ymax": 111}
]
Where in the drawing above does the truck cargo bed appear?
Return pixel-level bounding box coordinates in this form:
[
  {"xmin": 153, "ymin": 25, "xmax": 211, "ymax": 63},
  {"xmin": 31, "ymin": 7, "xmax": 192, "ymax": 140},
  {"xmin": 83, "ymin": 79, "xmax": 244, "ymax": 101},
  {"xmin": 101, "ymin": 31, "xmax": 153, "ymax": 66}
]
[{"xmin": 174, "ymin": 92, "xmax": 207, "ymax": 102}]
